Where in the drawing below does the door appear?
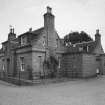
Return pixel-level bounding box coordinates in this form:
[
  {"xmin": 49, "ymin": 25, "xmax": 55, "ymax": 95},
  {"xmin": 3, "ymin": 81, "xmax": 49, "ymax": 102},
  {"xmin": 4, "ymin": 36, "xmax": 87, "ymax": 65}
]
[{"xmin": 7, "ymin": 58, "xmax": 10, "ymax": 74}]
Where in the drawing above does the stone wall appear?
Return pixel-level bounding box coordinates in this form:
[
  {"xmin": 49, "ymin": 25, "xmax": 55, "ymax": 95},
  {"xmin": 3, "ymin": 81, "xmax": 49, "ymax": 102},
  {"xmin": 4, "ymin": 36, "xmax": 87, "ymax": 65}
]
[
  {"xmin": 100, "ymin": 54, "xmax": 105, "ymax": 75},
  {"xmin": 82, "ymin": 54, "xmax": 98, "ymax": 77},
  {"xmin": 32, "ymin": 51, "xmax": 45, "ymax": 75},
  {"xmin": 60, "ymin": 53, "xmax": 82, "ymax": 78},
  {"xmin": 16, "ymin": 48, "xmax": 32, "ymax": 79}
]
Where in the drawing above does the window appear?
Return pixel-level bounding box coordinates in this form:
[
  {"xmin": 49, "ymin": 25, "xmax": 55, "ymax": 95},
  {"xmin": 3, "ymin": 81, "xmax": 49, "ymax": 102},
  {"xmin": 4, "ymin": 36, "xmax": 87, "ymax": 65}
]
[
  {"xmin": 83, "ymin": 46, "xmax": 87, "ymax": 51},
  {"xmin": 43, "ymin": 36, "xmax": 46, "ymax": 48},
  {"xmin": 21, "ymin": 36, "xmax": 27, "ymax": 46},
  {"xmin": 43, "ymin": 41, "xmax": 45, "ymax": 47},
  {"xmin": 2, "ymin": 64, "xmax": 5, "ymax": 71},
  {"xmin": 58, "ymin": 57, "xmax": 61, "ymax": 69},
  {"xmin": 87, "ymin": 46, "xmax": 89, "ymax": 52},
  {"xmin": 56, "ymin": 39, "xmax": 58, "ymax": 48},
  {"xmin": 2, "ymin": 59, "xmax": 5, "ymax": 71},
  {"xmin": 20, "ymin": 57, "xmax": 25, "ymax": 71}
]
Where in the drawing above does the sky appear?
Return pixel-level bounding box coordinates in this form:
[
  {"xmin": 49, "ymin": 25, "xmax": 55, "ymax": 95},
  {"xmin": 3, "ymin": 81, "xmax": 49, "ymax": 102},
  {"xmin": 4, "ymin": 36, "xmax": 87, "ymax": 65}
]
[{"xmin": 0, "ymin": 0, "xmax": 105, "ymax": 50}]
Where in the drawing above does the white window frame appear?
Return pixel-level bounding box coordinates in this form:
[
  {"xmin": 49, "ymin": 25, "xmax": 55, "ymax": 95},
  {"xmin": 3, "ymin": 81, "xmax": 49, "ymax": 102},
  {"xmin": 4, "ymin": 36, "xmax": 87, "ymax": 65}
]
[
  {"xmin": 21, "ymin": 36, "xmax": 27, "ymax": 46},
  {"xmin": 2, "ymin": 64, "xmax": 5, "ymax": 71},
  {"xmin": 87, "ymin": 46, "xmax": 89, "ymax": 52},
  {"xmin": 58, "ymin": 57, "xmax": 61, "ymax": 69},
  {"xmin": 20, "ymin": 57, "xmax": 25, "ymax": 71},
  {"xmin": 2, "ymin": 59, "xmax": 5, "ymax": 71},
  {"xmin": 56, "ymin": 39, "xmax": 58, "ymax": 48}
]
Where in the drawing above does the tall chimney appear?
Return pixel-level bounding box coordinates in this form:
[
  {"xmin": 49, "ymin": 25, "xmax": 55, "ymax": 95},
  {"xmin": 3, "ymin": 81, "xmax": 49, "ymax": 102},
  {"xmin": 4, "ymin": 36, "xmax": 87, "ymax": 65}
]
[
  {"xmin": 44, "ymin": 6, "xmax": 55, "ymax": 30},
  {"xmin": 43, "ymin": 6, "xmax": 56, "ymax": 49}
]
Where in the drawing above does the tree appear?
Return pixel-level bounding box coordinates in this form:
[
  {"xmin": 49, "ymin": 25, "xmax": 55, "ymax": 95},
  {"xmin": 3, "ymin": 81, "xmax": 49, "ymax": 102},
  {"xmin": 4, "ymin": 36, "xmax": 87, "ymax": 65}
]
[{"xmin": 64, "ymin": 31, "xmax": 93, "ymax": 45}]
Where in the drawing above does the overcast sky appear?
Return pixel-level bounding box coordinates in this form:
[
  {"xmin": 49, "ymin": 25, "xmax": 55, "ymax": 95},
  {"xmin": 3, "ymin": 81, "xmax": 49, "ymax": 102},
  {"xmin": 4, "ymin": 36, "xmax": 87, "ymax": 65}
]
[{"xmin": 0, "ymin": 0, "xmax": 105, "ymax": 50}]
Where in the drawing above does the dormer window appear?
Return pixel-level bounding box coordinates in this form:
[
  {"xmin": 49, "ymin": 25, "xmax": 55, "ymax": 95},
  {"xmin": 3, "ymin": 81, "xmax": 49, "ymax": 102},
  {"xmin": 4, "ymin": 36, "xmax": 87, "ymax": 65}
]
[{"xmin": 21, "ymin": 36, "xmax": 27, "ymax": 46}]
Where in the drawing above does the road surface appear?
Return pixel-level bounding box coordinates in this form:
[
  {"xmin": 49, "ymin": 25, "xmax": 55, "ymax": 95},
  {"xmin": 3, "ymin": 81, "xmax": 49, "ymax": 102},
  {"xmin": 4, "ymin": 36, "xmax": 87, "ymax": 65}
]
[{"xmin": 0, "ymin": 76, "xmax": 105, "ymax": 105}]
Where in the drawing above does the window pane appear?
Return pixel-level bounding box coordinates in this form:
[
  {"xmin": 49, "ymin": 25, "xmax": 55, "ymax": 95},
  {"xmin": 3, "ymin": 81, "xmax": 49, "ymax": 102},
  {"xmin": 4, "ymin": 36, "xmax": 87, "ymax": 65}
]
[{"xmin": 20, "ymin": 57, "xmax": 25, "ymax": 71}]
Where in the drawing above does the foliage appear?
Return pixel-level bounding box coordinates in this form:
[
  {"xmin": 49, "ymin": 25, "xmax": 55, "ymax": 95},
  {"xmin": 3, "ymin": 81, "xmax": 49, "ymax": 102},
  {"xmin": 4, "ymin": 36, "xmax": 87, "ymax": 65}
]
[
  {"xmin": 64, "ymin": 31, "xmax": 93, "ymax": 44},
  {"xmin": 43, "ymin": 55, "xmax": 58, "ymax": 78}
]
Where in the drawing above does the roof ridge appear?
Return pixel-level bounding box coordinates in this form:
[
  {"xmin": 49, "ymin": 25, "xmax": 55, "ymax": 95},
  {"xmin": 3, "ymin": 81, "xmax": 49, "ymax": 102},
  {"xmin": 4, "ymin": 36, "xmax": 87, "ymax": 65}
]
[
  {"xmin": 74, "ymin": 41, "xmax": 94, "ymax": 45},
  {"xmin": 32, "ymin": 27, "xmax": 44, "ymax": 33}
]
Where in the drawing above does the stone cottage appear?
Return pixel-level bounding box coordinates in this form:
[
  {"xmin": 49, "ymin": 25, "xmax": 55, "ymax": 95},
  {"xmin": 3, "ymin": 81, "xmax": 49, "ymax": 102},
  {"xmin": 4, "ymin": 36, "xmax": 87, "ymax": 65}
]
[{"xmin": 0, "ymin": 6, "xmax": 105, "ymax": 79}]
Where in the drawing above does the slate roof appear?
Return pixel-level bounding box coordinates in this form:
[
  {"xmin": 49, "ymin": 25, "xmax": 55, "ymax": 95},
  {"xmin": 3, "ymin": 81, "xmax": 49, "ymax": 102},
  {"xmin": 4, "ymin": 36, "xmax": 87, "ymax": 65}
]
[
  {"xmin": 31, "ymin": 27, "xmax": 44, "ymax": 35},
  {"xmin": 19, "ymin": 27, "xmax": 44, "ymax": 37}
]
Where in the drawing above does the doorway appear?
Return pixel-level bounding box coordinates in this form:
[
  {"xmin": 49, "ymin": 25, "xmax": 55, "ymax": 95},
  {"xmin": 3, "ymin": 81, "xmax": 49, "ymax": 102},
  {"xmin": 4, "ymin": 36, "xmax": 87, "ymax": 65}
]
[{"xmin": 7, "ymin": 58, "xmax": 10, "ymax": 74}]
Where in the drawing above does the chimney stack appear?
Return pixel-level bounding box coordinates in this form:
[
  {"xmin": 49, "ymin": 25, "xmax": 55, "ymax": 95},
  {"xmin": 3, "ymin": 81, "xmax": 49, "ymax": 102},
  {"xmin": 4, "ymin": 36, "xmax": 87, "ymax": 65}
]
[
  {"xmin": 8, "ymin": 26, "xmax": 16, "ymax": 40},
  {"xmin": 44, "ymin": 6, "xmax": 55, "ymax": 29},
  {"xmin": 43, "ymin": 6, "xmax": 56, "ymax": 48},
  {"xmin": 95, "ymin": 29, "xmax": 101, "ymax": 43}
]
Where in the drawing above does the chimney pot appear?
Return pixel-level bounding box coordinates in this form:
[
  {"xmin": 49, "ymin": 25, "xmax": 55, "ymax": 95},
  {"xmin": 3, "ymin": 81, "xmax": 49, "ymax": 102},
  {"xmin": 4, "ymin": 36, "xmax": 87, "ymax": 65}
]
[
  {"xmin": 47, "ymin": 6, "xmax": 52, "ymax": 14},
  {"xmin": 96, "ymin": 29, "xmax": 99, "ymax": 34}
]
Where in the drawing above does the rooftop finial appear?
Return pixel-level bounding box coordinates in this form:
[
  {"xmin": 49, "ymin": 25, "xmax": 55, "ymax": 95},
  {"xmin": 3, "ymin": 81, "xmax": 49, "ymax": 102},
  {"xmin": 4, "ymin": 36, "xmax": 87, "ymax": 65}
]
[{"xmin": 47, "ymin": 6, "xmax": 52, "ymax": 14}]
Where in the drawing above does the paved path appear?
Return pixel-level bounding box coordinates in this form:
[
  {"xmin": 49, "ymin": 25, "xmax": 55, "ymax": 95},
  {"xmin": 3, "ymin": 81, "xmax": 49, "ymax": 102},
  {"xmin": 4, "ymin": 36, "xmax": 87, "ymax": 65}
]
[{"xmin": 0, "ymin": 76, "xmax": 105, "ymax": 105}]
